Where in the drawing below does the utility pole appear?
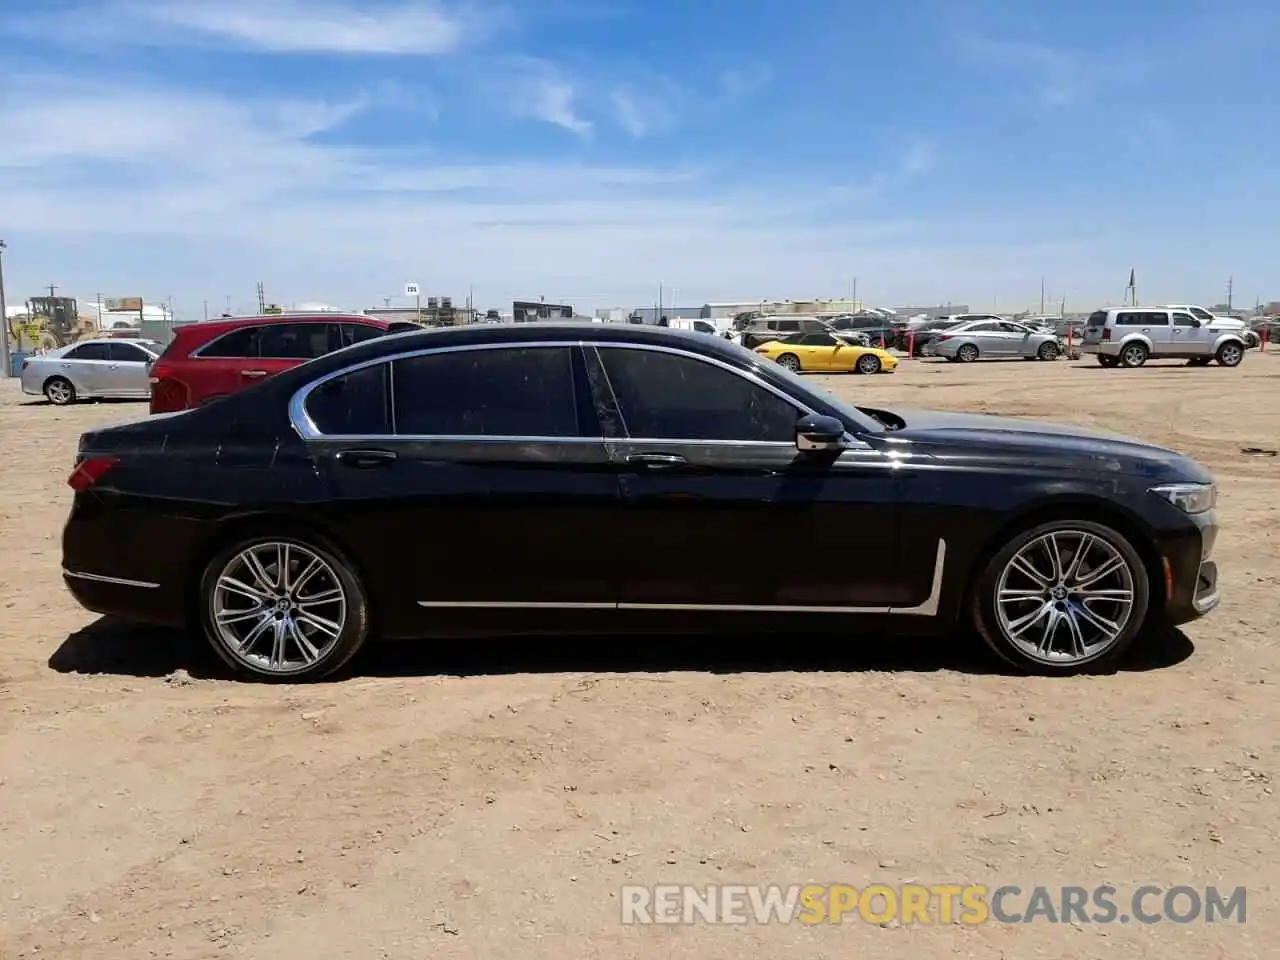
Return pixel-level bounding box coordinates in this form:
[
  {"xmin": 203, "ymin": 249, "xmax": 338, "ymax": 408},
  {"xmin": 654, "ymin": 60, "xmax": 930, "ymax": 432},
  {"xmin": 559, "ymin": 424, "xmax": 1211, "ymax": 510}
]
[
  {"xmin": 256, "ymin": 281, "xmax": 266, "ymax": 314},
  {"xmin": 0, "ymin": 240, "xmax": 9, "ymax": 378},
  {"xmin": 1040, "ymin": 277, "xmax": 1046, "ymax": 315},
  {"xmin": 658, "ymin": 283, "xmax": 663, "ymax": 324},
  {"xmin": 1226, "ymin": 276, "xmax": 1233, "ymax": 313},
  {"xmin": 47, "ymin": 284, "xmax": 58, "ymax": 298},
  {"xmin": 224, "ymin": 295, "xmax": 232, "ymax": 315},
  {"xmin": 202, "ymin": 299, "xmax": 208, "ymax": 321},
  {"xmin": 852, "ymin": 277, "xmax": 858, "ymax": 310}
]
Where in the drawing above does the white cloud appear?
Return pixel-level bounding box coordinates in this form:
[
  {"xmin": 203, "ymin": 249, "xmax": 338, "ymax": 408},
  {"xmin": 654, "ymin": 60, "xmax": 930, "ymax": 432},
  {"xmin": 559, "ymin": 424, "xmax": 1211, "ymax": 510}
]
[
  {"xmin": 719, "ymin": 64, "xmax": 772, "ymax": 99},
  {"xmin": 0, "ymin": 76, "xmax": 1120, "ymax": 314},
  {"xmin": 609, "ymin": 84, "xmax": 679, "ymax": 138},
  {"xmin": 26, "ymin": 0, "xmax": 491, "ymax": 55},
  {"xmin": 508, "ymin": 70, "xmax": 593, "ymax": 136},
  {"xmin": 957, "ymin": 35, "xmax": 1085, "ymax": 106}
]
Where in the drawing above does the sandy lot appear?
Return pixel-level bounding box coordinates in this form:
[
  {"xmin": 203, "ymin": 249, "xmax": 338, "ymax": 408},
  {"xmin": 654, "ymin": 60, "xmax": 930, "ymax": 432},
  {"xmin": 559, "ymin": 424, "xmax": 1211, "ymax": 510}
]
[{"xmin": 1, "ymin": 353, "xmax": 1277, "ymax": 959}]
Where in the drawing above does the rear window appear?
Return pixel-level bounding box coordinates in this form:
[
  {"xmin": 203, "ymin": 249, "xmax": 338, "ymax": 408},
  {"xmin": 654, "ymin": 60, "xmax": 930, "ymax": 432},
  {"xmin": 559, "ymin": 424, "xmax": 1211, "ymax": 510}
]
[
  {"xmin": 200, "ymin": 326, "xmax": 259, "ymax": 358},
  {"xmin": 305, "ymin": 363, "xmax": 392, "ymax": 435},
  {"xmin": 1087, "ymin": 311, "xmax": 1107, "ymax": 327}
]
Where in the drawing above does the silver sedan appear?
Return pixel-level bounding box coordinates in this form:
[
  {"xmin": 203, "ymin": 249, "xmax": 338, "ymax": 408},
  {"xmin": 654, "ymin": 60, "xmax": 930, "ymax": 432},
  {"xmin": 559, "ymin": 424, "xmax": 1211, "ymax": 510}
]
[
  {"xmin": 20, "ymin": 338, "xmax": 162, "ymax": 404},
  {"xmin": 931, "ymin": 319, "xmax": 1061, "ymax": 362}
]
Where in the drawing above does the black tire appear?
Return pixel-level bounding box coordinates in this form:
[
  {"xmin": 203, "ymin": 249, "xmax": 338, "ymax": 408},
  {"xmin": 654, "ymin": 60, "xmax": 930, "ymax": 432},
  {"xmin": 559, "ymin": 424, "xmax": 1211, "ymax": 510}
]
[
  {"xmin": 970, "ymin": 519, "xmax": 1150, "ymax": 675},
  {"xmin": 956, "ymin": 343, "xmax": 980, "ymax": 363},
  {"xmin": 855, "ymin": 353, "xmax": 881, "ymax": 375},
  {"xmin": 199, "ymin": 531, "xmax": 372, "ymax": 682},
  {"xmin": 1215, "ymin": 341, "xmax": 1244, "ymax": 367},
  {"xmin": 1119, "ymin": 342, "xmax": 1148, "ymax": 367},
  {"xmin": 1096, "ymin": 355, "xmax": 1118, "ymax": 368},
  {"xmin": 44, "ymin": 376, "xmax": 76, "ymax": 405},
  {"xmin": 1037, "ymin": 341, "xmax": 1060, "ymax": 361},
  {"xmin": 776, "ymin": 353, "xmax": 801, "ymax": 373}
]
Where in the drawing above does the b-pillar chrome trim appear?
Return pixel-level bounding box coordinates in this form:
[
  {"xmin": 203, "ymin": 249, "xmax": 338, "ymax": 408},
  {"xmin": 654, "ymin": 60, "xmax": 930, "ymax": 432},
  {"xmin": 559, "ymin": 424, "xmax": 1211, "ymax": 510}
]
[{"xmin": 417, "ymin": 540, "xmax": 948, "ymax": 616}]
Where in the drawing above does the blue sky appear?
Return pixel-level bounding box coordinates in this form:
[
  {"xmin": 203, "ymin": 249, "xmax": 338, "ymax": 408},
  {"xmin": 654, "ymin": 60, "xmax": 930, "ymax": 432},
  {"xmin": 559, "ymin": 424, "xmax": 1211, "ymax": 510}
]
[{"xmin": 1, "ymin": 0, "xmax": 1277, "ymax": 316}]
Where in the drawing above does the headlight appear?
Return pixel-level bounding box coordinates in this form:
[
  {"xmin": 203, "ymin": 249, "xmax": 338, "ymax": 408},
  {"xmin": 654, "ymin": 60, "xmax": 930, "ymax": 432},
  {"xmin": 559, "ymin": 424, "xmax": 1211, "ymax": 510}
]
[{"xmin": 1150, "ymin": 482, "xmax": 1215, "ymax": 514}]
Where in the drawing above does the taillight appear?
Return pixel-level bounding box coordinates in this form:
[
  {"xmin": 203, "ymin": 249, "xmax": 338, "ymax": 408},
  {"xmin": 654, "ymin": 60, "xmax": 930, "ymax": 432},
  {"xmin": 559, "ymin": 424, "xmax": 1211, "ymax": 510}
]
[
  {"xmin": 68, "ymin": 456, "xmax": 118, "ymax": 492},
  {"xmin": 1102, "ymin": 328, "xmax": 1112, "ymax": 341},
  {"xmin": 936, "ymin": 334, "xmax": 952, "ymax": 342},
  {"xmin": 148, "ymin": 360, "xmax": 172, "ymax": 384}
]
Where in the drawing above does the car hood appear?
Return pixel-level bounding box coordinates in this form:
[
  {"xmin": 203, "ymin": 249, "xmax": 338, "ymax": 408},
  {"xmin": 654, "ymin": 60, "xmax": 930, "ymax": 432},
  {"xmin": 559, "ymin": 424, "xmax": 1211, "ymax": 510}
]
[{"xmin": 866, "ymin": 407, "xmax": 1211, "ymax": 481}]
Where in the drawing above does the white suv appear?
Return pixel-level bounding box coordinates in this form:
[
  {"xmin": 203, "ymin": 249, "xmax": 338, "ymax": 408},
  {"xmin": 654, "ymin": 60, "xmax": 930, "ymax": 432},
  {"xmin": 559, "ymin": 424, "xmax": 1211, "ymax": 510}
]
[{"xmin": 1079, "ymin": 307, "xmax": 1249, "ymax": 368}]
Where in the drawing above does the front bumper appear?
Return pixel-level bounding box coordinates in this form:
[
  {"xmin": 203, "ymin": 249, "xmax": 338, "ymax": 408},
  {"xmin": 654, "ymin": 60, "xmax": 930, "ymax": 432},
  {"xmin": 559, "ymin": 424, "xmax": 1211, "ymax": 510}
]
[{"xmin": 1160, "ymin": 509, "xmax": 1221, "ymax": 626}]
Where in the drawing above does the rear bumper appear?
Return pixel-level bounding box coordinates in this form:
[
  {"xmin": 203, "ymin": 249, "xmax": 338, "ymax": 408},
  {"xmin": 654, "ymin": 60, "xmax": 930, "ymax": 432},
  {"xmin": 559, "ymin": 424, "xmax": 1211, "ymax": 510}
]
[
  {"xmin": 1077, "ymin": 342, "xmax": 1118, "ymax": 356},
  {"xmin": 63, "ymin": 568, "xmax": 186, "ymax": 628}
]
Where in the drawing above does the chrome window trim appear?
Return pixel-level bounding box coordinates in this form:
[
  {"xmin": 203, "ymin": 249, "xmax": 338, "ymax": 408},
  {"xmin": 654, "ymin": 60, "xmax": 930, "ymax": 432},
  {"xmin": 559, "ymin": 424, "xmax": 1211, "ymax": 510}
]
[{"xmin": 288, "ymin": 339, "xmax": 871, "ymax": 450}]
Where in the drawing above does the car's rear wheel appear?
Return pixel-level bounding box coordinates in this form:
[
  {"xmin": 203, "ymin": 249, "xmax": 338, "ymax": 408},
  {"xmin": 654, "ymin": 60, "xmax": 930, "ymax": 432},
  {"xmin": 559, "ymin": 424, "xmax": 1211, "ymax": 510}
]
[
  {"xmin": 971, "ymin": 520, "xmax": 1149, "ymax": 674},
  {"xmin": 855, "ymin": 354, "xmax": 881, "ymax": 374},
  {"xmin": 44, "ymin": 377, "xmax": 76, "ymax": 405},
  {"xmin": 1037, "ymin": 341, "xmax": 1060, "ymax": 361},
  {"xmin": 199, "ymin": 533, "xmax": 371, "ymax": 682},
  {"xmin": 776, "ymin": 353, "xmax": 801, "ymax": 372},
  {"xmin": 1216, "ymin": 341, "xmax": 1244, "ymax": 367},
  {"xmin": 1096, "ymin": 355, "xmax": 1118, "ymax": 368},
  {"xmin": 1119, "ymin": 342, "xmax": 1148, "ymax": 367},
  {"xmin": 956, "ymin": 343, "xmax": 980, "ymax": 362}
]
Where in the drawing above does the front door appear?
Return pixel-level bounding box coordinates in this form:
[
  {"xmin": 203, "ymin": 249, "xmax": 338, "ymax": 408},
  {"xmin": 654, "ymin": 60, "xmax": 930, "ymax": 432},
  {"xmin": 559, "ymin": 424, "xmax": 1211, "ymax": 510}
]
[
  {"xmin": 301, "ymin": 344, "xmax": 622, "ymax": 632},
  {"xmin": 585, "ymin": 343, "xmax": 904, "ymax": 609},
  {"xmin": 104, "ymin": 341, "xmax": 155, "ymax": 396},
  {"xmin": 1171, "ymin": 312, "xmax": 1212, "ymax": 356}
]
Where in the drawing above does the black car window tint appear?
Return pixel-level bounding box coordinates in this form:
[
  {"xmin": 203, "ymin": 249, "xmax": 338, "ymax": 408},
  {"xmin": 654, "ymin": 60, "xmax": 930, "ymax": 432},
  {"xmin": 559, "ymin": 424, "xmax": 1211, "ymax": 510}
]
[
  {"xmin": 305, "ymin": 364, "xmax": 392, "ymax": 435},
  {"xmin": 258, "ymin": 323, "xmax": 332, "ymax": 359},
  {"xmin": 67, "ymin": 342, "xmax": 110, "ymax": 360},
  {"xmin": 598, "ymin": 348, "xmax": 798, "ymax": 442},
  {"xmin": 201, "ymin": 327, "xmax": 259, "ymax": 357},
  {"xmin": 393, "ymin": 347, "xmax": 580, "ymax": 436},
  {"xmin": 1144, "ymin": 312, "xmax": 1170, "ymax": 326},
  {"xmin": 108, "ymin": 342, "xmax": 150, "ymax": 362},
  {"xmin": 343, "ymin": 323, "xmax": 385, "ymax": 346}
]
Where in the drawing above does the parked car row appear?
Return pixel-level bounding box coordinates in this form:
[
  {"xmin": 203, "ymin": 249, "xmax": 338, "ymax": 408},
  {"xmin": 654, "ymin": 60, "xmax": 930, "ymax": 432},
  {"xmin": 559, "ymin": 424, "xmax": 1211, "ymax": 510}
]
[{"xmin": 61, "ymin": 322, "xmax": 1222, "ymax": 682}]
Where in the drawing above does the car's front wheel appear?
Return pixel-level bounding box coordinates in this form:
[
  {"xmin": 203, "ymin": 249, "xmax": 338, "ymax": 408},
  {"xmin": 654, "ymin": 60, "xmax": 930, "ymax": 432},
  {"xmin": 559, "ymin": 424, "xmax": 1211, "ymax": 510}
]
[
  {"xmin": 1037, "ymin": 341, "xmax": 1060, "ymax": 361},
  {"xmin": 199, "ymin": 532, "xmax": 371, "ymax": 682},
  {"xmin": 855, "ymin": 354, "xmax": 881, "ymax": 374},
  {"xmin": 971, "ymin": 520, "xmax": 1150, "ymax": 674},
  {"xmin": 1216, "ymin": 341, "xmax": 1244, "ymax": 367}
]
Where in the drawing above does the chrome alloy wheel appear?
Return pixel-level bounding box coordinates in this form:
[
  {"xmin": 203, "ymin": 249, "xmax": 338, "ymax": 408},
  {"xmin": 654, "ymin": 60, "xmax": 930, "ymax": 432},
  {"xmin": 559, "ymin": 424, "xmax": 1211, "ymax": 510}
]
[
  {"xmin": 994, "ymin": 530, "xmax": 1137, "ymax": 664},
  {"xmin": 211, "ymin": 541, "xmax": 347, "ymax": 674}
]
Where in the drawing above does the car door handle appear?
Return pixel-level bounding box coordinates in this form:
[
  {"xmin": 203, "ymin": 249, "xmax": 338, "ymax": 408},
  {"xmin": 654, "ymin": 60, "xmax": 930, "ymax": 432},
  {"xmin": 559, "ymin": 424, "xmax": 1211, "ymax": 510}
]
[
  {"xmin": 241, "ymin": 369, "xmax": 268, "ymax": 378},
  {"xmin": 625, "ymin": 452, "xmax": 688, "ymax": 470},
  {"xmin": 335, "ymin": 449, "xmax": 398, "ymax": 468}
]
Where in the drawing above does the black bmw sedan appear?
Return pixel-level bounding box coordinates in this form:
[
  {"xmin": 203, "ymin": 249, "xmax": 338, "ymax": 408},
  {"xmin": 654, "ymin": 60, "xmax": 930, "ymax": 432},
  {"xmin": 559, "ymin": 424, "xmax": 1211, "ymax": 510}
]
[{"xmin": 62, "ymin": 323, "xmax": 1220, "ymax": 681}]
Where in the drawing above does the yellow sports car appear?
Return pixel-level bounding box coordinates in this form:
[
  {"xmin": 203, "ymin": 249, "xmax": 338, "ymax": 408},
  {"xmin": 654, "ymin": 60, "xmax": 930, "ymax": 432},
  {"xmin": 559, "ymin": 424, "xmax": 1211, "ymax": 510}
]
[{"xmin": 753, "ymin": 330, "xmax": 898, "ymax": 374}]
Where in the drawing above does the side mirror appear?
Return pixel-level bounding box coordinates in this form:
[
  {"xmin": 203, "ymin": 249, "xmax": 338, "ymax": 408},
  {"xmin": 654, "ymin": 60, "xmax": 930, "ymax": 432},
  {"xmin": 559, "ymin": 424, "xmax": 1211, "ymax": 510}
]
[
  {"xmin": 795, "ymin": 413, "xmax": 846, "ymax": 451},
  {"xmin": 1193, "ymin": 319, "xmax": 1203, "ymax": 327}
]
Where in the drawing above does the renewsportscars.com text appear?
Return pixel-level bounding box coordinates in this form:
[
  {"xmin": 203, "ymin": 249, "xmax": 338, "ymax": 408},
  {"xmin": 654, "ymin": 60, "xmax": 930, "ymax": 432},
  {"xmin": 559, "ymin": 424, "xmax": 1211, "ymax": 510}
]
[{"xmin": 621, "ymin": 883, "xmax": 1247, "ymax": 925}]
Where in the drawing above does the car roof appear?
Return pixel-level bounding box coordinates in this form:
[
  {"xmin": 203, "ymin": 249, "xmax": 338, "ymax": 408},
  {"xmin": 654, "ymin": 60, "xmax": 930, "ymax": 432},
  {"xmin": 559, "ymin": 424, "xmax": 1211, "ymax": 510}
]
[{"xmin": 174, "ymin": 313, "xmax": 385, "ymax": 337}]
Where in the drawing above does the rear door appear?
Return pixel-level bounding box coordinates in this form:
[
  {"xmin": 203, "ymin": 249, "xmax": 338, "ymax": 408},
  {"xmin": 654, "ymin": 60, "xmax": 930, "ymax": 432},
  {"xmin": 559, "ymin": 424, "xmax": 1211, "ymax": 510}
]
[
  {"xmin": 1126, "ymin": 311, "xmax": 1171, "ymax": 352},
  {"xmin": 299, "ymin": 343, "xmax": 622, "ymax": 631},
  {"xmin": 1081, "ymin": 310, "xmax": 1109, "ymax": 346},
  {"xmin": 253, "ymin": 322, "xmax": 335, "ymax": 379},
  {"xmin": 963, "ymin": 321, "xmax": 1005, "ymax": 354},
  {"xmin": 587, "ymin": 343, "xmax": 905, "ymax": 609},
  {"xmin": 192, "ymin": 326, "xmax": 263, "ymax": 402},
  {"xmin": 59, "ymin": 341, "xmax": 112, "ymax": 394}
]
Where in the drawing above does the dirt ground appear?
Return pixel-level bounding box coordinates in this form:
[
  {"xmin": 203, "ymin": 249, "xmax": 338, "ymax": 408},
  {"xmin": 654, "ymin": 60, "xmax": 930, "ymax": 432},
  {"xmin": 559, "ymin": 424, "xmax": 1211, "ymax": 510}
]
[{"xmin": 1, "ymin": 353, "xmax": 1277, "ymax": 959}]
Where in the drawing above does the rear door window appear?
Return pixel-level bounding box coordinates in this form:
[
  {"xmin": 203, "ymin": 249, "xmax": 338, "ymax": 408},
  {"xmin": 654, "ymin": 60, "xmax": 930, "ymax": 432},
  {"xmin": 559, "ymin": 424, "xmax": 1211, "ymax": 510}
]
[
  {"xmin": 201, "ymin": 326, "xmax": 260, "ymax": 357},
  {"xmin": 66, "ymin": 342, "xmax": 110, "ymax": 361},
  {"xmin": 258, "ymin": 323, "xmax": 333, "ymax": 359},
  {"xmin": 339, "ymin": 323, "xmax": 386, "ymax": 347},
  {"xmin": 304, "ymin": 364, "xmax": 392, "ymax": 435},
  {"xmin": 392, "ymin": 346, "xmax": 582, "ymax": 437},
  {"xmin": 1173, "ymin": 312, "xmax": 1197, "ymax": 327}
]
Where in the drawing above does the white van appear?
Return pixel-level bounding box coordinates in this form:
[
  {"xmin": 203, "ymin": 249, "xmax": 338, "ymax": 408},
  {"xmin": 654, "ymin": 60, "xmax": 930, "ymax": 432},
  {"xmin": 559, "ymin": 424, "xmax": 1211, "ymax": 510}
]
[{"xmin": 668, "ymin": 317, "xmax": 731, "ymax": 338}]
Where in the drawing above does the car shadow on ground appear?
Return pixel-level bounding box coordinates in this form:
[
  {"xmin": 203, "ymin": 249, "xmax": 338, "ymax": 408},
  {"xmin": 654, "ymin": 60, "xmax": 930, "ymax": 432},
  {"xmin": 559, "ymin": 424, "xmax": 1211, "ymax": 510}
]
[
  {"xmin": 19, "ymin": 398, "xmax": 149, "ymax": 407},
  {"xmin": 48, "ymin": 617, "xmax": 1196, "ymax": 683}
]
